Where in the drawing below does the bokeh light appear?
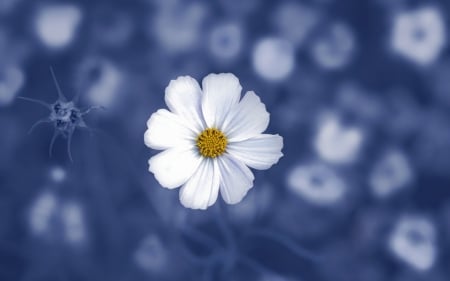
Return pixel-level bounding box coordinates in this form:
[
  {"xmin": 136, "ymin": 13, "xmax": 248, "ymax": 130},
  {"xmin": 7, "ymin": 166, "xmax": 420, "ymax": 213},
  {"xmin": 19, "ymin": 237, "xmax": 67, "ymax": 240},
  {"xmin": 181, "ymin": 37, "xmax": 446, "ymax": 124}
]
[
  {"xmin": 390, "ymin": 6, "xmax": 446, "ymax": 66},
  {"xmin": 33, "ymin": 4, "xmax": 83, "ymax": 50},
  {"xmin": 252, "ymin": 37, "xmax": 295, "ymax": 82}
]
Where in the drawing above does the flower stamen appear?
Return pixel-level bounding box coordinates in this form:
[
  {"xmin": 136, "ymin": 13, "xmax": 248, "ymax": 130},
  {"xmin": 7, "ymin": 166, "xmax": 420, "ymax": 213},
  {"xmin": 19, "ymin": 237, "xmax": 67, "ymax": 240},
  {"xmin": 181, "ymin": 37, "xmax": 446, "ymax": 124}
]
[{"xmin": 196, "ymin": 128, "xmax": 227, "ymax": 158}]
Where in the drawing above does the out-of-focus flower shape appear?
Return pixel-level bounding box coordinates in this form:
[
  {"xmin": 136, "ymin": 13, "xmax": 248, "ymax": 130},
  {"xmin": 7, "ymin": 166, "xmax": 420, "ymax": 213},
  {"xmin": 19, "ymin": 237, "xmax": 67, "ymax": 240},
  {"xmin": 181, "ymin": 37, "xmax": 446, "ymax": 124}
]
[
  {"xmin": 151, "ymin": 2, "xmax": 206, "ymax": 54},
  {"xmin": 287, "ymin": 162, "xmax": 347, "ymax": 206},
  {"xmin": 252, "ymin": 37, "xmax": 295, "ymax": 82},
  {"xmin": 61, "ymin": 201, "xmax": 86, "ymax": 245},
  {"xmin": 33, "ymin": 3, "xmax": 83, "ymax": 50},
  {"xmin": 0, "ymin": 64, "xmax": 25, "ymax": 106},
  {"xmin": 134, "ymin": 234, "xmax": 168, "ymax": 274},
  {"xmin": 144, "ymin": 73, "xmax": 283, "ymax": 210},
  {"xmin": 388, "ymin": 215, "xmax": 437, "ymax": 271},
  {"xmin": 369, "ymin": 150, "xmax": 413, "ymax": 199},
  {"xmin": 77, "ymin": 57, "xmax": 124, "ymax": 109},
  {"xmin": 391, "ymin": 6, "xmax": 446, "ymax": 66},
  {"xmin": 272, "ymin": 2, "xmax": 319, "ymax": 48},
  {"xmin": 314, "ymin": 113, "xmax": 364, "ymax": 165},
  {"xmin": 49, "ymin": 165, "xmax": 66, "ymax": 183},
  {"xmin": 310, "ymin": 22, "xmax": 356, "ymax": 70},
  {"xmin": 29, "ymin": 191, "xmax": 58, "ymax": 236},
  {"xmin": 208, "ymin": 22, "xmax": 243, "ymax": 61},
  {"xmin": 29, "ymin": 192, "xmax": 87, "ymax": 246}
]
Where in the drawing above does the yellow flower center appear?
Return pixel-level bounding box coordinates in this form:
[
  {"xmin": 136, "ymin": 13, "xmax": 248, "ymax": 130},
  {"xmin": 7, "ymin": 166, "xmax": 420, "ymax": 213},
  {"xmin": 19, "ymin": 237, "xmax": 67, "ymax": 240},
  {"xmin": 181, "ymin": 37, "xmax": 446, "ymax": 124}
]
[{"xmin": 196, "ymin": 128, "xmax": 227, "ymax": 158}]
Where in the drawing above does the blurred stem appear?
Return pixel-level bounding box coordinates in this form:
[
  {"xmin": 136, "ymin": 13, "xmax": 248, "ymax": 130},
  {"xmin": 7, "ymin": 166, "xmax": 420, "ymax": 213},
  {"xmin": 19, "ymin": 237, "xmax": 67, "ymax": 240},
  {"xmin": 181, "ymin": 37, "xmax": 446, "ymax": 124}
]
[
  {"xmin": 214, "ymin": 201, "xmax": 239, "ymax": 277},
  {"xmin": 181, "ymin": 225, "xmax": 221, "ymax": 250},
  {"xmin": 243, "ymin": 228, "xmax": 321, "ymax": 262}
]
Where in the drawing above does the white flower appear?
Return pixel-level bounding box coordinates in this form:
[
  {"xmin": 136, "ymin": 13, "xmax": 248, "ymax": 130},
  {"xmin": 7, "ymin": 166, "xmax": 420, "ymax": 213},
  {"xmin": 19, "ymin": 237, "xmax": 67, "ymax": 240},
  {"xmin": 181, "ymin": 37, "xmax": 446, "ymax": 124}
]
[{"xmin": 144, "ymin": 73, "xmax": 283, "ymax": 210}]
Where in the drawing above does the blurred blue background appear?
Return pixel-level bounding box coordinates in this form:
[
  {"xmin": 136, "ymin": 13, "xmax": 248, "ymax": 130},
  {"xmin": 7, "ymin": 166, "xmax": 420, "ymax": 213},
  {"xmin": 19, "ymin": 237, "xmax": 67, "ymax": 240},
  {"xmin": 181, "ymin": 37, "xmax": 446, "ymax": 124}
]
[{"xmin": 1, "ymin": 0, "xmax": 450, "ymax": 280}]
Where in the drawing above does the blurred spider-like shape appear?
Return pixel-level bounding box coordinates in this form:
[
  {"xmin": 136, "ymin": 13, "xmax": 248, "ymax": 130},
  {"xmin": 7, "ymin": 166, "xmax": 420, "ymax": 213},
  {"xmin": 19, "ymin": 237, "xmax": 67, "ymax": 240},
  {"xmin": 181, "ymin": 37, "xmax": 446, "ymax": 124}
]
[{"xmin": 18, "ymin": 67, "xmax": 103, "ymax": 162}]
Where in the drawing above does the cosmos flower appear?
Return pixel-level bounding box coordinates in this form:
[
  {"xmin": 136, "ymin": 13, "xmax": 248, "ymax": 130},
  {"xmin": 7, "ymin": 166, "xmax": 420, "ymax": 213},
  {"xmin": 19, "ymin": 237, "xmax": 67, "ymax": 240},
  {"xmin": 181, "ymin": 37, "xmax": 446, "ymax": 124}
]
[{"xmin": 144, "ymin": 73, "xmax": 283, "ymax": 210}]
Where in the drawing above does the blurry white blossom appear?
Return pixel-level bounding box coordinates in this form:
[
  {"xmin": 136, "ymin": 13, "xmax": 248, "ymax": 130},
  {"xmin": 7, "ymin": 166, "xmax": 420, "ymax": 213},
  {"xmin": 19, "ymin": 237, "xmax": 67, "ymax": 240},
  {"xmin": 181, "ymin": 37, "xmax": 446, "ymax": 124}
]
[
  {"xmin": 370, "ymin": 150, "xmax": 413, "ymax": 199},
  {"xmin": 389, "ymin": 215, "xmax": 437, "ymax": 271},
  {"xmin": 29, "ymin": 192, "xmax": 58, "ymax": 236},
  {"xmin": 29, "ymin": 192, "xmax": 87, "ymax": 246},
  {"xmin": 34, "ymin": 4, "xmax": 83, "ymax": 49},
  {"xmin": 208, "ymin": 22, "xmax": 243, "ymax": 61},
  {"xmin": 49, "ymin": 166, "xmax": 67, "ymax": 183},
  {"xmin": 0, "ymin": 64, "xmax": 25, "ymax": 106},
  {"xmin": 287, "ymin": 162, "xmax": 347, "ymax": 206},
  {"xmin": 272, "ymin": 2, "xmax": 319, "ymax": 47},
  {"xmin": 134, "ymin": 234, "xmax": 168, "ymax": 273},
  {"xmin": 151, "ymin": 3, "xmax": 206, "ymax": 54},
  {"xmin": 252, "ymin": 37, "xmax": 295, "ymax": 82},
  {"xmin": 77, "ymin": 57, "xmax": 124, "ymax": 109},
  {"xmin": 61, "ymin": 201, "xmax": 87, "ymax": 245},
  {"xmin": 314, "ymin": 114, "xmax": 364, "ymax": 165},
  {"xmin": 310, "ymin": 22, "xmax": 356, "ymax": 70},
  {"xmin": 391, "ymin": 6, "xmax": 446, "ymax": 66}
]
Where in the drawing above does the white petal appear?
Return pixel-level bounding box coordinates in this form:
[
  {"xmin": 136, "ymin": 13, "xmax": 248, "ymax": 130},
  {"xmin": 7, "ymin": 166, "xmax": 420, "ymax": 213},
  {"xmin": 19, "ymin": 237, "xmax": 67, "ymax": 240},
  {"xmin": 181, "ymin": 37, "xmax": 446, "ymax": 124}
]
[
  {"xmin": 218, "ymin": 154, "xmax": 255, "ymax": 204},
  {"xmin": 227, "ymin": 134, "xmax": 283, "ymax": 170},
  {"xmin": 179, "ymin": 158, "xmax": 220, "ymax": 210},
  {"xmin": 222, "ymin": 91, "xmax": 270, "ymax": 142},
  {"xmin": 144, "ymin": 109, "xmax": 196, "ymax": 150},
  {"xmin": 201, "ymin": 73, "xmax": 242, "ymax": 129},
  {"xmin": 165, "ymin": 76, "xmax": 205, "ymax": 132},
  {"xmin": 149, "ymin": 147, "xmax": 202, "ymax": 189}
]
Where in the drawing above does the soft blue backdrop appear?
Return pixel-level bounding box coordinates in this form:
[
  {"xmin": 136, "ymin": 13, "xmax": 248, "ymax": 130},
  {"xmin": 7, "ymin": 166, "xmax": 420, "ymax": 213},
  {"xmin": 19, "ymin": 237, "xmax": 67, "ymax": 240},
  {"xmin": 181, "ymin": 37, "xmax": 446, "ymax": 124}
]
[{"xmin": 1, "ymin": 0, "xmax": 450, "ymax": 280}]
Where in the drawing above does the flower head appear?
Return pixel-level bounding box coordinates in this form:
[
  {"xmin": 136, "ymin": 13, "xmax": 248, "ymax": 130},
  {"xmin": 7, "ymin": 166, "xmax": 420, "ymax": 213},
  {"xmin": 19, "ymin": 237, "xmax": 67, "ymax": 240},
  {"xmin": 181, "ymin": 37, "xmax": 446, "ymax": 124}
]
[
  {"xmin": 18, "ymin": 67, "xmax": 104, "ymax": 162},
  {"xmin": 144, "ymin": 73, "xmax": 283, "ymax": 210}
]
